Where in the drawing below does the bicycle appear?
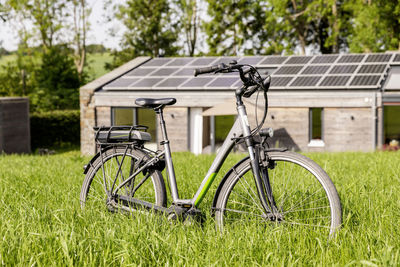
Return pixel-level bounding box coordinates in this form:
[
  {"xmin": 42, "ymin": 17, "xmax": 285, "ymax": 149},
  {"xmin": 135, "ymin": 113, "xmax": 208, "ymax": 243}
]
[{"xmin": 80, "ymin": 61, "xmax": 342, "ymax": 237}]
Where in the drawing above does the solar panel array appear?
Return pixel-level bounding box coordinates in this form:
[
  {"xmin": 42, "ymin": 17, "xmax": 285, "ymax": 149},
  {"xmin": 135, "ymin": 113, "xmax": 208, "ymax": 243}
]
[{"xmin": 103, "ymin": 53, "xmax": 400, "ymax": 91}]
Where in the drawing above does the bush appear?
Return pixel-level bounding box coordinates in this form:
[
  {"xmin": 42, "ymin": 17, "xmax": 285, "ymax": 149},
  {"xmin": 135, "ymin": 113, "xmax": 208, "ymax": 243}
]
[{"xmin": 30, "ymin": 110, "xmax": 80, "ymax": 150}]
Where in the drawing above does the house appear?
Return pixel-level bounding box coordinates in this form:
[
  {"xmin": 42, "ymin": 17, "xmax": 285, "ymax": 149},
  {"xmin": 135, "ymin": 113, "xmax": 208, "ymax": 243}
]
[{"xmin": 80, "ymin": 54, "xmax": 400, "ymax": 155}]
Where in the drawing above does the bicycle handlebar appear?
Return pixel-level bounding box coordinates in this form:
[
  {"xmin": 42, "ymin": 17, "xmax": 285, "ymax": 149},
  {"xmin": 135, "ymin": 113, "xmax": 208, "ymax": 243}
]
[
  {"xmin": 194, "ymin": 65, "xmax": 222, "ymax": 76},
  {"xmin": 194, "ymin": 62, "xmax": 270, "ymax": 99}
]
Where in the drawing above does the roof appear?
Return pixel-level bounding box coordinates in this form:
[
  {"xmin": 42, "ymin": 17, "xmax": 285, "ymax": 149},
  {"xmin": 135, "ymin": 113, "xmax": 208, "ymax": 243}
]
[{"xmin": 98, "ymin": 53, "xmax": 400, "ymax": 92}]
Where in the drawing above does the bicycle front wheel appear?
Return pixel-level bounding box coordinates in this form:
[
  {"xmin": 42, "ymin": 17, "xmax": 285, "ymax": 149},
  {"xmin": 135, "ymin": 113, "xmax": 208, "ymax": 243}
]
[
  {"xmin": 80, "ymin": 146, "xmax": 167, "ymax": 212},
  {"xmin": 215, "ymin": 151, "xmax": 342, "ymax": 237}
]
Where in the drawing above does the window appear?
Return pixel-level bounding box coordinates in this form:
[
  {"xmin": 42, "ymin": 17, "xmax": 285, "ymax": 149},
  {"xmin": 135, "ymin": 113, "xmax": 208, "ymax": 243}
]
[
  {"xmin": 215, "ymin": 115, "xmax": 235, "ymax": 144},
  {"xmin": 309, "ymin": 108, "xmax": 324, "ymax": 146},
  {"xmin": 113, "ymin": 108, "xmax": 133, "ymax": 126},
  {"xmin": 384, "ymin": 106, "xmax": 400, "ymax": 145},
  {"xmin": 112, "ymin": 107, "xmax": 157, "ymax": 141}
]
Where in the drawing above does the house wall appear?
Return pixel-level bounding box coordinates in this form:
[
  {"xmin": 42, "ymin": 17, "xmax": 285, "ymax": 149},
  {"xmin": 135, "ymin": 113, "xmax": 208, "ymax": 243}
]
[
  {"xmin": 96, "ymin": 106, "xmax": 111, "ymax": 126},
  {"xmin": 248, "ymin": 107, "xmax": 309, "ymax": 151},
  {"xmin": 247, "ymin": 107, "xmax": 374, "ymax": 152},
  {"xmin": 324, "ymin": 107, "xmax": 373, "ymax": 152},
  {"xmin": 157, "ymin": 107, "xmax": 189, "ymax": 152}
]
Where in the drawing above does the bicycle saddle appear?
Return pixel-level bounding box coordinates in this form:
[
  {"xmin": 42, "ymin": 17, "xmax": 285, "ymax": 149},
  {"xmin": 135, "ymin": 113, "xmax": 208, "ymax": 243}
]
[{"xmin": 135, "ymin": 98, "xmax": 176, "ymax": 109}]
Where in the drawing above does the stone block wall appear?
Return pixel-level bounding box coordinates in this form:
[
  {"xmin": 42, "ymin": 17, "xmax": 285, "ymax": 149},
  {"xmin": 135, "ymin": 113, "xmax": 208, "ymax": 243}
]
[
  {"xmin": 249, "ymin": 107, "xmax": 309, "ymax": 151},
  {"xmin": 157, "ymin": 107, "xmax": 189, "ymax": 152},
  {"xmin": 324, "ymin": 107, "xmax": 373, "ymax": 152}
]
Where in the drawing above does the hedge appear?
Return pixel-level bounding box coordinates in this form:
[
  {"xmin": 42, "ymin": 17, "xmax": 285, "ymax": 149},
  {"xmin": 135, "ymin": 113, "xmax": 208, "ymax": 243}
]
[{"xmin": 30, "ymin": 110, "xmax": 80, "ymax": 150}]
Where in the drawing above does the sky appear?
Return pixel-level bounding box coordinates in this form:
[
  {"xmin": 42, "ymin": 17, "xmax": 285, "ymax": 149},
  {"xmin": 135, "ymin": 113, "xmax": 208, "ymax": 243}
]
[{"xmin": 0, "ymin": 0, "xmax": 124, "ymax": 51}]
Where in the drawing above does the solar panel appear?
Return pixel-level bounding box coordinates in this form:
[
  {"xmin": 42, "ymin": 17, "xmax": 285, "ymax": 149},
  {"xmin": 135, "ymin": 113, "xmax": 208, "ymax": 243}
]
[
  {"xmin": 104, "ymin": 78, "xmax": 138, "ymax": 88},
  {"xmin": 311, "ymin": 55, "xmax": 338, "ymax": 64},
  {"xmin": 358, "ymin": 64, "xmax": 386, "ymax": 73},
  {"xmin": 301, "ymin": 65, "xmax": 330, "ymax": 75},
  {"xmin": 365, "ymin": 54, "xmax": 392, "ymax": 62},
  {"xmin": 285, "ymin": 56, "xmax": 312, "ymax": 64},
  {"xmin": 259, "ymin": 56, "xmax": 288, "ymax": 65},
  {"xmin": 151, "ymin": 68, "xmax": 178, "ymax": 76},
  {"xmin": 270, "ymin": 76, "xmax": 293, "ymax": 87},
  {"xmin": 393, "ymin": 54, "xmax": 400, "ymax": 62},
  {"xmin": 237, "ymin": 57, "xmax": 264, "ymax": 65},
  {"xmin": 173, "ymin": 68, "xmax": 196, "ymax": 76},
  {"xmin": 257, "ymin": 67, "xmax": 276, "ymax": 76},
  {"xmin": 213, "ymin": 57, "xmax": 239, "ymax": 65},
  {"xmin": 154, "ymin": 78, "xmax": 188, "ymax": 88},
  {"xmin": 274, "ymin": 66, "xmax": 303, "ymax": 75},
  {"xmin": 180, "ymin": 77, "xmax": 211, "ymax": 88},
  {"xmin": 338, "ymin": 54, "xmax": 364, "ymax": 63},
  {"xmin": 290, "ymin": 76, "xmax": 321, "ymax": 87},
  {"xmin": 166, "ymin": 58, "xmax": 194, "ymax": 66},
  {"xmin": 206, "ymin": 77, "xmax": 240, "ymax": 88},
  {"xmin": 125, "ymin": 68, "xmax": 157, "ymax": 77},
  {"xmin": 141, "ymin": 58, "xmax": 173, "ymax": 67},
  {"xmin": 319, "ymin": 76, "xmax": 351, "ymax": 86},
  {"xmin": 130, "ymin": 78, "xmax": 164, "ymax": 88},
  {"xmin": 350, "ymin": 75, "xmax": 381, "ymax": 86},
  {"xmin": 189, "ymin": 57, "xmax": 217, "ymax": 66},
  {"xmin": 329, "ymin": 65, "xmax": 358, "ymax": 74}
]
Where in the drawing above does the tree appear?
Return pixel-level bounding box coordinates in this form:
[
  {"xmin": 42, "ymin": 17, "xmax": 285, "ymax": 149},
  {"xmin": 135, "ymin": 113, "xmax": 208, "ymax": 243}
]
[
  {"xmin": 71, "ymin": 0, "xmax": 90, "ymax": 82},
  {"xmin": 204, "ymin": 0, "xmax": 267, "ymax": 56},
  {"xmin": 32, "ymin": 45, "xmax": 80, "ymax": 111},
  {"xmin": 107, "ymin": 0, "xmax": 179, "ymax": 69},
  {"xmin": 176, "ymin": 0, "xmax": 199, "ymax": 56},
  {"xmin": 346, "ymin": 0, "xmax": 400, "ymax": 52}
]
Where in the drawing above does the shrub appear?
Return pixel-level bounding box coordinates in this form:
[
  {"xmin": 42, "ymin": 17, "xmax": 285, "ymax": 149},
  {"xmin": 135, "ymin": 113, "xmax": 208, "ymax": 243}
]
[{"xmin": 30, "ymin": 110, "xmax": 80, "ymax": 150}]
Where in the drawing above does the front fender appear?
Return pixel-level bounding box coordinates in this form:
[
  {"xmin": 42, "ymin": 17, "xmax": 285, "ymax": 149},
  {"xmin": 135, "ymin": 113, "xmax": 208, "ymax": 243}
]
[
  {"xmin": 211, "ymin": 156, "xmax": 249, "ymax": 214},
  {"xmin": 210, "ymin": 147, "xmax": 288, "ymax": 214}
]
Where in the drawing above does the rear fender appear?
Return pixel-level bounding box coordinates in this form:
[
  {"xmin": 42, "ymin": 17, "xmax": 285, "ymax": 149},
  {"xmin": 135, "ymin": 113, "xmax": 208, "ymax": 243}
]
[{"xmin": 83, "ymin": 146, "xmax": 112, "ymax": 174}]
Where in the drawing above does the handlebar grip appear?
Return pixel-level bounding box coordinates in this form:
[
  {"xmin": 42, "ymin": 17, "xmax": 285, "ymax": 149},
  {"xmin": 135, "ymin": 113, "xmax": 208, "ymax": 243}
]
[{"xmin": 194, "ymin": 65, "xmax": 220, "ymax": 76}]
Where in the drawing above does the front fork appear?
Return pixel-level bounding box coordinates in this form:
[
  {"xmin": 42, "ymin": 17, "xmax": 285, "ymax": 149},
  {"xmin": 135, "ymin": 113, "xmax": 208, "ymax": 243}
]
[
  {"xmin": 237, "ymin": 103, "xmax": 279, "ymax": 219},
  {"xmin": 249, "ymin": 149, "xmax": 279, "ymax": 217}
]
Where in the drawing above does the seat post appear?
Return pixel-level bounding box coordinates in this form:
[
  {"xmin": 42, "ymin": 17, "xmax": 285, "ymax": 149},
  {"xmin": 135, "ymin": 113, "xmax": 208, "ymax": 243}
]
[{"xmin": 155, "ymin": 108, "xmax": 179, "ymax": 201}]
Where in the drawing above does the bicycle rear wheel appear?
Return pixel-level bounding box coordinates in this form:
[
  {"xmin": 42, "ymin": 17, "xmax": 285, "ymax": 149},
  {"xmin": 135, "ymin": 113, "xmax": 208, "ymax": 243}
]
[
  {"xmin": 80, "ymin": 146, "xmax": 167, "ymax": 212},
  {"xmin": 215, "ymin": 151, "xmax": 341, "ymax": 237}
]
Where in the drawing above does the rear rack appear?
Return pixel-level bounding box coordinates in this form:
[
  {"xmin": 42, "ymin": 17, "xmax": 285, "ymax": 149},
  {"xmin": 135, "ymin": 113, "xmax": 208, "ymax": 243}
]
[{"xmin": 94, "ymin": 125, "xmax": 150, "ymax": 144}]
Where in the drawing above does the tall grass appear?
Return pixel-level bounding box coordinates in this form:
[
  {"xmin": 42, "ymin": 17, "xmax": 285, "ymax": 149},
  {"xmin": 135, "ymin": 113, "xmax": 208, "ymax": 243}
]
[{"xmin": 0, "ymin": 151, "xmax": 399, "ymax": 266}]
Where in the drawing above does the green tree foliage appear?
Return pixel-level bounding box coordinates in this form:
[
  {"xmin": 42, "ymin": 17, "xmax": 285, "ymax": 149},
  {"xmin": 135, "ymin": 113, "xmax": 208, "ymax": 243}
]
[
  {"xmin": 204, "ymin": 0, "xmax": 270, "ymax": 56},
  {"xmin": 0, "ymin": 0, "xmax": 88, "ymax": 111},
  {"xmin": 32, "ymin": 46, "xmax": 80, "ymax": 111},
  {"xmin": 107, "ymin": 0, "xmax": 179, "ymax": 69},
  {"xmin": 346, "ymin": 0, "xmax": 400, "ymax": 53}
]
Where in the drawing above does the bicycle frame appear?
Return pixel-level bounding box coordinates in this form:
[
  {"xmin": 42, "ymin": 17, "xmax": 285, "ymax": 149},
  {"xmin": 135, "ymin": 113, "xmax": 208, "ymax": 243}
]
[{"xmin": 153, "ymin": 101, "xmax": 261, "ymax": 208}]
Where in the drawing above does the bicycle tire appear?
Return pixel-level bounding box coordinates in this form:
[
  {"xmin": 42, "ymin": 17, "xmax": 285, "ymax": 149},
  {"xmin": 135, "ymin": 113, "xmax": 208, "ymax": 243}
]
[
  {"xmin": 80, "ymin": 146, "xmax": 167, "ymax": 211},
  {"xmin": 215, "ymin": 151, "xmax": 342, "ymax": 237}
]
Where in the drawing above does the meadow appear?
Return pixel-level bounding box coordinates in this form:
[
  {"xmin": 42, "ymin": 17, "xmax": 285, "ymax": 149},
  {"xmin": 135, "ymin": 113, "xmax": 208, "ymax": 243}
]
[
  {"xmin": 0, "ymin": 52, "xmax": 112, "ymax": 79},
  {"xmin": 0, "ymin": 151, "xmax": 399, "ymax": 266}
]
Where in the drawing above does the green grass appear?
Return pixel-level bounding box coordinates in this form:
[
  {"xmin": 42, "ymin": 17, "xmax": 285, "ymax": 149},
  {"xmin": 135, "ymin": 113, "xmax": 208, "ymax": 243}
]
[
  {"xmin": 87, "ymin": 52, "xmax": 113, "ymax": 79},
  {"xmin": 0, "ymin": 151, "xmax": 399, "ymax": 266},
  {"xmin": 0, "ymin": 52, "xmax": 112, "ymax": 79}
]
